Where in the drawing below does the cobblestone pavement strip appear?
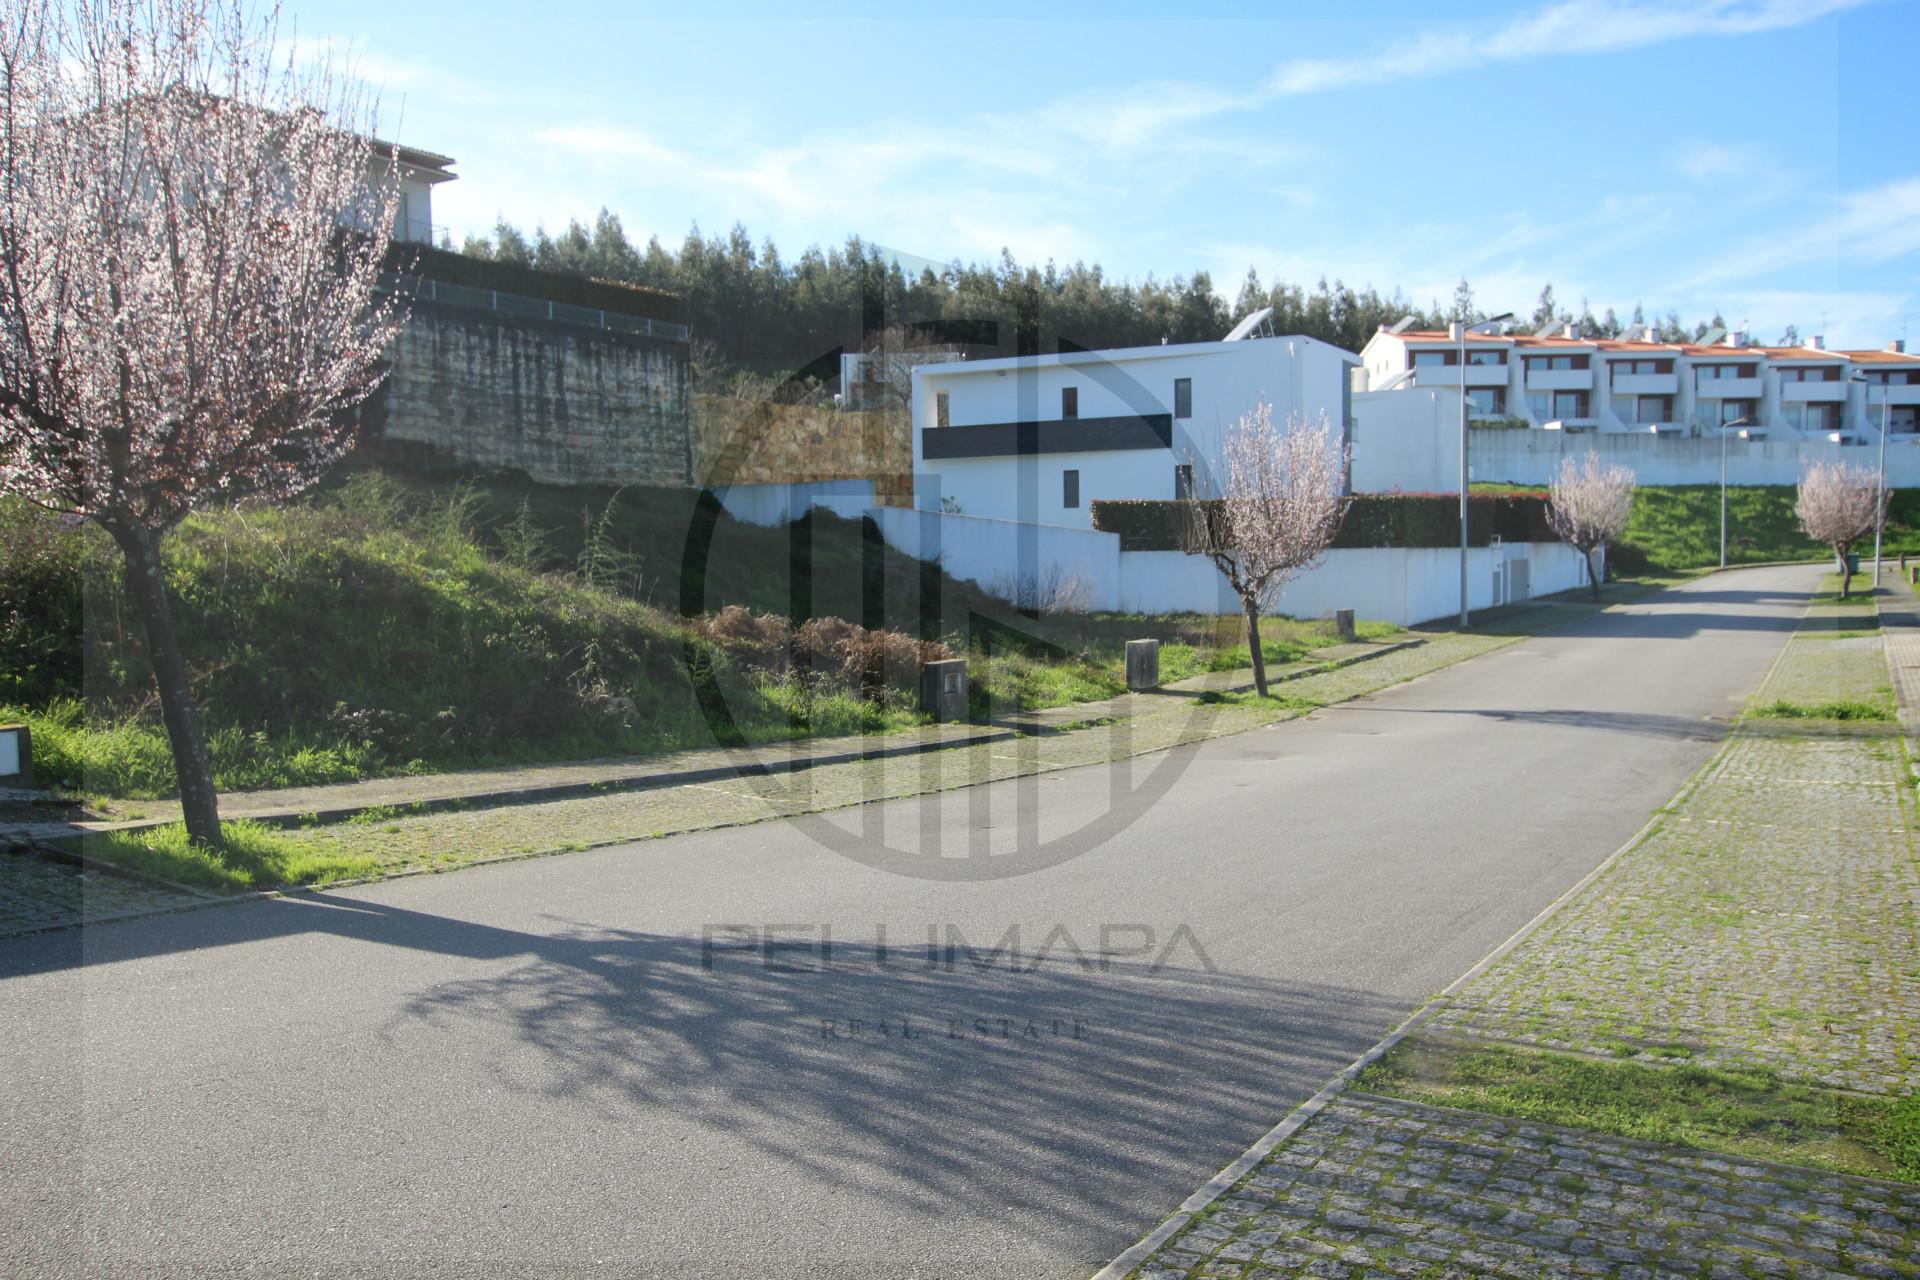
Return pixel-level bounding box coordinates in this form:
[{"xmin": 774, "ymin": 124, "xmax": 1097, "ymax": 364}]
[
  {"xmin": 1118, "ymin": 581, "xmax": 1920, "ymax": 1279},
  {"xmin": 0, "ymin": 848, "xmax": 205, "ymax": 936},
  {"xmin": 1427, "ymin": 621, "xmax": 1919, "ymax": 1094},
  {"xmin": 1130, "ymin": 1094, "xmax": 1920, "ymax": 1280}
]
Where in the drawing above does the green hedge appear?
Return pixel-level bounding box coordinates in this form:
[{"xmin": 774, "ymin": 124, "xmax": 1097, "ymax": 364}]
[
  {"xmin": 383, "ymin": 242, "xmax": 685, "ymax": 325},
  {"xmin": 1090, "ymin": 492, "xmax": 1559, "ymax": 553}
]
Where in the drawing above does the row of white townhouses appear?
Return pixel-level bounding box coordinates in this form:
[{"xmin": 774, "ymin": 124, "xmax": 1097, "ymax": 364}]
[{"xmin": 1357, "ymin": 322, "xmax": 1919, "ymax": 442}]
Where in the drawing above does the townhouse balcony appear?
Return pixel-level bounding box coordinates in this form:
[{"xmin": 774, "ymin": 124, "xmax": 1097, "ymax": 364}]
[
  {"xmin": 1864, "ymin": 383, "xmax": 1920, "ymax": 408},
  {"xmin": 1525, "ymin": 367, "xmax": 1593, "ymax": 391},
  {"xmin": 1694, "ymin": 376, "xmax": 1762, "ymax": 399},
  {"xmin": 1779, "ymin": 382, "xmax": 1847, "ymax": 404},
  {"xmin": 1609, "ymin": 372, "xmax": 1679, "ymax": 396},
  {"xmin": 1415, "ymin": 364, "xmax": 1510, "ymax": 389}
]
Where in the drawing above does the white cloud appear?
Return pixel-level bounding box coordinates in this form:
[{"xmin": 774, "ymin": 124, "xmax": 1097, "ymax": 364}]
[
  {"xmin": 1265, "ymin": 0, "xmax": 1868, "ymax": 99},
  {"xmin": 534, "ymin": 124, "xmax": 689, "ymax": 166},
  {"xmin": 1686, "ymin": 175, "xmax": 1920, "ymax": 286},
  {"xmin": 1667, "ymin": 141, "xmax": 1770, "ymax": 182}
]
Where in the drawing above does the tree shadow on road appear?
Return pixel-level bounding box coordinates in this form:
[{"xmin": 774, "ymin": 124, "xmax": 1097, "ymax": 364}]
[{"xmin": 3, "ymin": 891, "xmax": 1402, "ymax": 1258}]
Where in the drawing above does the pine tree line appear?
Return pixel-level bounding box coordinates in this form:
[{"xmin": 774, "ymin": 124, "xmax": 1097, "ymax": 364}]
[{"xmin": 456, "ymin": 211, "xmax": 1739, "ymax": 383}]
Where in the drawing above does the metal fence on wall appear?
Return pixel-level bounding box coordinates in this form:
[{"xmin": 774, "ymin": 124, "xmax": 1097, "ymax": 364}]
[{"xmin": 379, "ymin": 273, "xmax": 690, "ymax": 344}]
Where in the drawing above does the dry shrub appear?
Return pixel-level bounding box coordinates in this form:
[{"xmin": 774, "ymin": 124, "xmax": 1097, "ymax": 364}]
[{"xmin": 690, "ymin": 607, "xmax": 952, "ymax": 698}]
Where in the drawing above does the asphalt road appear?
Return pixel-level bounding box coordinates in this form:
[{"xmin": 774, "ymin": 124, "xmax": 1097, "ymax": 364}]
[{"xmin": 0, "ymin": 565, "xmax": 1818, "ymax": 1279}]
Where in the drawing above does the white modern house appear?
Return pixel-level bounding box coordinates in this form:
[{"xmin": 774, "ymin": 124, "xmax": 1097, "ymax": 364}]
[
  {"xmin": 910, "ymin": 316, "xmax": 1356, "ymax": 529},
  {"xmin": 371, "ymin": 140, "xmax": 456, "ymax": 245},
  {"xmin": 1352, "ymin": 321, "xmax": 1920, "ymax": 489}
]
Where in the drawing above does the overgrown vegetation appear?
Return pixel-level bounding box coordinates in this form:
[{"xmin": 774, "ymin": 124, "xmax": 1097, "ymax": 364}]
[
  {"xmin": 1753, "ymin": 699, "xmax": 1895, "ymax": 722},
  {"xmin": 1, "ymin": 470, "xmax": 1392, "ymax": 800},
  {"xmin": 1359, "ymin": 1037, "xmax": 1920, "ymax": 1183}
]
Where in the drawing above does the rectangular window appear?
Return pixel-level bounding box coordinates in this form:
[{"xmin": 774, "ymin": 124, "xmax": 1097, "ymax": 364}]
[
  {"xmin": 1527, "ymin": 354, "xmax": 1590, "ymax": 372},
  {"xmin": 1527, "ymin": 391, "xmax": 1551, "ymax": 420},
  {"xmin": 1552, "ymin": 391, "xmax": 1589, "ymax": 419},
  {"xmin": 1174, "ymin": 464, "xmax": 1194, "ymax": 500},
  {"xmin": 1890, "ymin": 407, "xmax": 1919, "ymax": 434},
  {"xmin": 1465, "ymin": 388, "xmax": 1505, "ymax": 417},
  {"xmin": 1173, "ymin": 377, "xmax": 1192, "ymax": 419},
  {"xmin": 935, "ymin": 391, "xmax": 950, "ymax": 429},
  {"xmin": 1062, "ymin": 469, "xmax": 1080, "ymax": 509},
  {"xmin": 1412, "ymin": 350, "xmax": 1457, "ymax": 367},
  {"xmin": 1620, "ymin": 395, "xmax": 1673, "ymax": 425},
  {"xmin": 1465, "ymin": 350, "xmax": 1505, "ymax": 366},
  {"xmin": 1062, "ymin": 387, "xmax": 1078, "ymax": 419},
  {"xmin": 1718, "ymin": 400, "xmax": 1757, "ymax": 425}
]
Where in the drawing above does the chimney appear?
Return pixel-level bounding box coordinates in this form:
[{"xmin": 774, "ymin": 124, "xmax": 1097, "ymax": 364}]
[
  {"xmin": 1808, "ymin": 334, "xmax": 1825, "ymax": 350},
  {"xmin": 1563, "ymin": 321, "xmax": 1578, "ymax": 340},
  {"xmin": 1448, "ymin": 321, "xmax": 1464, "ymax": 341},
  {"xmin": 1728, "ymin": 330, "xmax": 1745, "ymax": 348},
  {"xmin": 1889, "ymin": 339, "xmax": 1907, "ymax": 354}
]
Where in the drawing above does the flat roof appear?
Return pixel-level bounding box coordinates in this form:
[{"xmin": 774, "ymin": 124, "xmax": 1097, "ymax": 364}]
[{"xmin": 915, "ymin": 333, "xmax": 1354, "ymax": 378}]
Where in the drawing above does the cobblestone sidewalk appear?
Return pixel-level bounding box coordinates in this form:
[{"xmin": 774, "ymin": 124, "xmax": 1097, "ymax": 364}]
[
  {"xmin": 1116, "ymin": 579, "xmax": 1920, "ymax": 1279},
  {"xmin": 1132, "ymin": 1094, "xmax": 1919, "ymax": 1280},
  {"xmin": 0, "ymin": 848, "xmax": 206, "ymax": 936}
]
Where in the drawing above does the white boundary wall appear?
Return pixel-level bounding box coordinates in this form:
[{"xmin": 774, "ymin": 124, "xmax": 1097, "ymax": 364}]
[
  {"xmin": 715, "ymin": 482, "xmax": 1588, "ymax": 626},
  {"xmin": 1354, "ymin": 387, "xmax": 1920, "ymax": 490}
]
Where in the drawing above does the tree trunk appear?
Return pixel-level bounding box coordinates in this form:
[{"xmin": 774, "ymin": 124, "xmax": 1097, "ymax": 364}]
[
  {"xmin": 1243, "ymin": 596, "xmax": 1269, "ymax": 698},
  {"xmin": 1587, "ymin": 546, "xmax": 1602, "ymax": 602},
  {"xmin": 109, "ymin": 520, "xmax": 222, "ymax": 846},
  {"xmin": 1838, "ymin": 549, "xmax": 1852, "ymax": 600}
]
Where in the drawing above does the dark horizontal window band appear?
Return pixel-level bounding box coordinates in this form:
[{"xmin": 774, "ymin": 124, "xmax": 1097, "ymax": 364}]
[{"xmin": 921, "ymin": 414, "xmax": 1173, "ymax": 459}]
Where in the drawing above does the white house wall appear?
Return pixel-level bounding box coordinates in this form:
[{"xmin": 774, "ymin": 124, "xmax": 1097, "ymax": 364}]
[
  {"xmin": 912, "ymin": 337, "xmax": 1352, "ymax": 528},
  {"xmin": 1351, "ymin": 389, "xmax": 1920, "ymax": 489}
]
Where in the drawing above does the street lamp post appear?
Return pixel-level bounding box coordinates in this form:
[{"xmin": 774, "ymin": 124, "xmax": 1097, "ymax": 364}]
[
  {"xmin": 1720, "ymin": 416, "xmax": 1754, "ymax": 570},
  {"xmin": 1852, "ymin": 373, "xmax": 1891, "ymax": 587},
  {"xmin": 1456, "ymin": 311, "xmax": 1514, "ymax": 628}
]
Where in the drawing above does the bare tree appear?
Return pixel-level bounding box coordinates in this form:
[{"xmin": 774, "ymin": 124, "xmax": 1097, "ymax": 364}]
[
  {"xmin": 850, "ymin": 325, "xmax": 958, "ymax": 416},
  {"xmin": 1179, "ymin": 405, "xmax": 1349, "ymax": 697},
  {"xmin": 1547, "ymin": 451, "xmax": 1637, "ymax": 601},
  {"xmin": 0, "ymin": 0, "xmax": 405, "ymax": 845},
  {"xmin": 1795, "ymin": 461, "xmax": 1889, "ymax": 599}
]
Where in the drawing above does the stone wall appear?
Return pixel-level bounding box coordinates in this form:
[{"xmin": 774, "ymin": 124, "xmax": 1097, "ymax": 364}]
[
  {"xmin": 690, "ymin": 394, "xmax": 913, "ymax": 506},
  {"xmin": 364, "ymin": 298, "xmax": 693, "ymax": 488}
]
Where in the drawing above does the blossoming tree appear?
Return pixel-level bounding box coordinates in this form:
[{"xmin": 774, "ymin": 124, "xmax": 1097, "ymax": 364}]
[
  {"xmin": 0, "ymin": 0, "xmax": 405, "ymax": 845},
  {"xmin": 1546, "ymin": 451, "xmax": 1637, "ymax": 601},
  {"xmin": 1795, "ymin": 461, "xmax": 1889, "ymax": 600},
  {"xmin": 1179, "ymin": 405, "xmax": 1349, "ymax": 697}
]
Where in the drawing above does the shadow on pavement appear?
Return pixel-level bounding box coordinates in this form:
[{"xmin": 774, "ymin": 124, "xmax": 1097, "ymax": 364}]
[{"xmin": 2, "ymin": 891, "xmax": 1403, "ymax": 1250}]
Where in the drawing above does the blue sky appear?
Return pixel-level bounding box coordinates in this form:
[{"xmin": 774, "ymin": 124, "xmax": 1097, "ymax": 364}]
[{"xmin": 304, "ymin": 0, "xmax": 1918, "ymax": 348}]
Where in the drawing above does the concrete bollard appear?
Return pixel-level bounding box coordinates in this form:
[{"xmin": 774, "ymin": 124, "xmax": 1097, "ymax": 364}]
[
  {"xmin": 1125, "ymin": 639, "xmax": 1161, "ymax": 691},
  {"xmin": 919, "ymin": 658, "xmax": 968, "ymax": 722},
  {"xmin": 1909, "ymin": 564, "xmax": 1919, "ymax": 587},
  {"xmin": 1335, "ymin": 609, "xmax": 1357, "ymax": 642}
]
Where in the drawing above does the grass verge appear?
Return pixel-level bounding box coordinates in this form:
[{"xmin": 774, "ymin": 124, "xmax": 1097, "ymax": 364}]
[
  {"xmin": 1359, "ymin": 1036, "xmax": 1920, "ymax": 1184},
  {"xmin": 71, "ymin": 820, "xmax": 373, "ymax": 892},
  {"xmin": 1753, "ymin": 698, "xmax": 1896, "ymax": 722}
]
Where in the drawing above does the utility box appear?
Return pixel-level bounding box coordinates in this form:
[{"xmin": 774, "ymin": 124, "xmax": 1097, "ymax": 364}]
[
  {"xmin": 1125, "ymin": 639, "xmax": 1160, "ymax": 691},
  {"xmin": 919, "ymin": 659, "xmax": 968, "ymax": 722},
  {"xmin": 0, "ymin": 724, "xmax": 30, "ymax": 789},
  {"xmin": 1334, "ymin": 609, "xmax": 1356, "ymax": 642}
]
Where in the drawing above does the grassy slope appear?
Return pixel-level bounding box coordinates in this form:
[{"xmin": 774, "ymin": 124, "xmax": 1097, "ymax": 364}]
[{"xmin": 3, "ymin": 470, "xmax": 1386, "ymax": 800}]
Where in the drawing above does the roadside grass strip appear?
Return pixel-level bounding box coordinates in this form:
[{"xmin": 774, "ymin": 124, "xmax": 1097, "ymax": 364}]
[
  {"xmin": 40, "ymin": 630, "xmax": 1521, "ymax": 899},
  {"xmin": 1357, "ymin": 1037, "xmax": 1920, "ymax": 1184}
]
